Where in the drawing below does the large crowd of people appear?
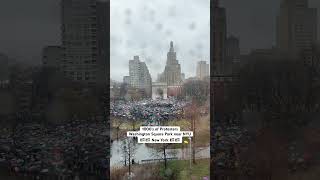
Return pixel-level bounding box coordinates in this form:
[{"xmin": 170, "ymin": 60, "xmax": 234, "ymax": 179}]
[
  {"xmin": 110, "ymin": 98, "xmax": 189, "ymax": 124},
  {"xmin": 0, "ymin": 98, "xmax": 197, "ymax": 178},
  {"xmin": 0, "ymin": 120, "xmax": 109, "ymax": 178},
  {"xmin": 212, "ymin": 122, "xmax": 252, "ymax": 170},
  {"xmin": 212, "ymin": 114, "xmax": 312, "ymax": 175}
]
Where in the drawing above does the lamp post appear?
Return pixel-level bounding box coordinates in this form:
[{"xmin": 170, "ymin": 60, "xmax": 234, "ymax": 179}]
[{"xmin": 189, "ymin": 136, "xmax": 192, "ymax": 179}]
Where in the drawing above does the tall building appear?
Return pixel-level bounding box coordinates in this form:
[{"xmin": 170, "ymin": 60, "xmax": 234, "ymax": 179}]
[
  {"xmin": 42, "ymin": 46, "xmax": 62, "ymax": 69},
  {"xmin": 196, "ymin": 61, "xmax": 210, "ymax": 80},
  {"xmin": 129, "ymin": 56, "xmax": 152, "ymax": 96},
  {"xmin": 159, "ymin": 41, "xmax": 183, "ymax": 86},
  {"xmin": 0, "ymin": 53, "xmax": 9, "ymax": 82},
  {"xmin": 61, "ymin": 0, "xmax": 108, "ymax": 86},
  {"xmin": 10, "ymin": 68, "xmax": 35, "ymax": 116},
  {"xmin": 181, "ymin": 73, "xmax": 185, "ymax": 82},
  {"xmin": 212, "ymin": 1, "xmax": 229, "ymax": 76},
  {"xmin": 123, "ymin": 76, "xmax": 130, "ymax": 84},
  {"xmin": 226, "ymin": 36, "xmax": 240, "ymax": 63},
  {"xmin": 213, "ymin": 2, "xmax": 227, "ymax": 63},
  {"xmin": 276, "ymin": 0, "xmax": 317, "ymax": 57}
]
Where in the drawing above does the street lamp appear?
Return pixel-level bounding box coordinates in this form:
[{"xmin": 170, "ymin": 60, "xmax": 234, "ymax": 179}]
[{"xmin": 189, "ymin": 136, "xmax": 192, "ymax": 179}]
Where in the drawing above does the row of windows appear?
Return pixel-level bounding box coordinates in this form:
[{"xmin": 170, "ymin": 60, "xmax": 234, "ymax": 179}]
[
  {"xmin": 61, "ymin": 63, "xmax": 97, "ymax": 69},
  {"xmin": 62, "ymin": 34, "xmax": 97, "ymax": 39},
  {"xmin": 64, "ymin": 55, "xmax": 96, "ymax": 58},
  {"xmin": 62, "ymin": 23, "xmax": 97, "ymax": 29},
  {"xmin": 76, "ymin": 76, "xmax": 97, "ymax": 81},
  {"xmin": 62, "ymin": 54, "xmax": 97, "ymax": 57},
  {"xmin": 63, "ymin": 42, "xmax": 97, "ymax": 46},
  {"xmin": 62, "ymin": 60, "xmax": 97, "ymax": 64},
  {"xmin": 62, "ymin": 28, "xmax": 97, "ymax": 33},
  {"xmin": 70, "ymin": 10, "xmax": 97, "ymax": 16},
  {"xmin": 68, "ymin": 71, "xmax": 96, "ymax": 75},
  {"xmin": 63, "ymin": 72, "xmax": 97, "ymax": 80}
]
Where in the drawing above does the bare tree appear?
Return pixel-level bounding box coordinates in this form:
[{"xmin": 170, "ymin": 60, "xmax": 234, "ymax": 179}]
[
  {"xmin": 183, "ymin": 80, "xmax": 209, "ymax": 105},
  {"xmin": 128, "ymin": 117, "xmax": 140, "ymax": 131},
  {"xmin": 128, "ymin": 108, "xmax": 141, "ymax": 131},
  {"xmin": 183, "ymin": 79, "xmax": 209, "ymax": 165},
  {"xmin": 121, "ymin": 137, "xmax": 138, "ymax": 176},
  {"xmin": 120, "ymin": 83, "xmax": 129, "ymax": 98},
  {"xmin": 184, "ymin": 104, "xmax": 199, "ymax": 164},
  {"xmin": 130, "ymin": 89, "xmax": 143, "ymax": 101},
  {"xmin": 151, "ymin": 143, "xmax": 177, "ymax": 169},
  {"xmin": 112, "ymin": 117, "xmax": 124, "ymax": 141}
]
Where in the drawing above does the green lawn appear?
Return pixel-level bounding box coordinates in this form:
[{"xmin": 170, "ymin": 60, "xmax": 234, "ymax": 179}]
[
  {"xmin": 162, "ymin": 159, "xmax": 210, "ymax": 180},
  {"xmin": 119, "ymin": 121, "xmax": 144, "ymax": 130},
  {"xmin": 167, "ymin": 119, "xmax": 191, "ymax": 149},
  {"xmin": 167, "ymin": 119, "xmax": 191, "ymax": 130},
  {"xmin": 167, "ymin": 118, "xmax": 210, "ymax": 148}
]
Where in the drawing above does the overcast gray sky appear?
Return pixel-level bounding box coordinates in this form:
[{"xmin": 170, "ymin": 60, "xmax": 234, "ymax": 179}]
[
  {"xmin": 110, "ymin": 0, "xmax": 210, "ymax": 82},
  {"xmin": 0, "ymin": 0, "xmax": 60, "ymax": 64},
  {"xmin": 0, "ymin": 0, "xmax": 319, "ymax": 78}
]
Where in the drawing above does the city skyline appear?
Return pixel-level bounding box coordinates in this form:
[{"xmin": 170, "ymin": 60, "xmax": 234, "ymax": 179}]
[
  {"xmin": 111, "ymin": 41, "xmax": 210, "ymax": 83},
  {"xmin": 0, "ymin": 0, "xmax": 319, "ymax": 68},
  {"xmin": 110, "ymin": 0, "xmax": 210, "ymax": 82},
  {"xmin": 221, "ymin": 0, "xmax": 320, "ymax": 54}
]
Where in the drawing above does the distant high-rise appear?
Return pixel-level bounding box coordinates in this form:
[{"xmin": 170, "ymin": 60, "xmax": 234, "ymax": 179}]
[
  {"xmin": 123, "ymin": 76, "xmax": 130, "ymax": 84},
  {"xmin": 0, "ymin": 53, "xmax": 9, "ymax": 82},
  {"xmin": 42, "ymin": 46, "xmax": 62, "ymax": 69},
  {"xmin": 226, "ymin": 36, "xmax": 240, "ymax": 63},
  {"xmin": 276, "ymin": 0, "xmax": 317, "ymax": 57},
  {"xmin": 196, "ymin": 61, "xmax": 210, "ymax": 80},
  {"xmin": 129, "ymin": 56, "xmax": 152, "ymax": 96},
  {"xmin": 181, "ymin": 73, "xmax": 185, "ymax": 82},
  {"xmin": 159, "ymin": 41, "xmax": 183, "ymax": 85},
  {"xmin": 213, "ymin": 3, "xmax": 227, "ymax": 63},
  {"xmin": 61, "ymin": 0, "xmax": 108, "ymax": 86}
]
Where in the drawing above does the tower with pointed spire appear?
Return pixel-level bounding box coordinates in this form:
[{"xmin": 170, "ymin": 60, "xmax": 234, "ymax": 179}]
[{"xmin": 158, "ymin": 41, "xmax": 183, "ymax": 86}]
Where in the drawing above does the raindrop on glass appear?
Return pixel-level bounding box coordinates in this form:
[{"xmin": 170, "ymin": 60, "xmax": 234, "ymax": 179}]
[
  {"xmin": 125, "ymin": 18, "xmax": 131, "ymax": 25},
  {"xmin": 156, "ymin": 23, "xmax": 163, "ymax": 31},
  {"xmin": 166, "ymin": 30, "xmax": 172, "ymax": 36},
  {"xmin": 168, "ymin": 6, "xmax": 176, "ymax": 17},
  {"xmin": 189, "ymin": 22, "xmax": 196, "ymax": 30},
  {"xmin": 150, "ymin": 9, "xmax": 155, "ymax": 16},
  {"xmin": 140, "ymin": 42, "xmax": 147, "ymax": 49},
  {"xmin": 126, "ymin": 40, "xmax": 133, "ymax": 47},
  {"xmin": 189, "ymin": 50, "xmax": 195, "ymax": 56},
  {"xmin": 196, "ymin": 43, "xmax": 203, "ymax": 50},
  {"xmin": 125, "ymin": 8, "xmax": 131, "ymax": 16},
  {"xmin": 146, "ymin": 58, "xmax": 152, "ymax": 63}
]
